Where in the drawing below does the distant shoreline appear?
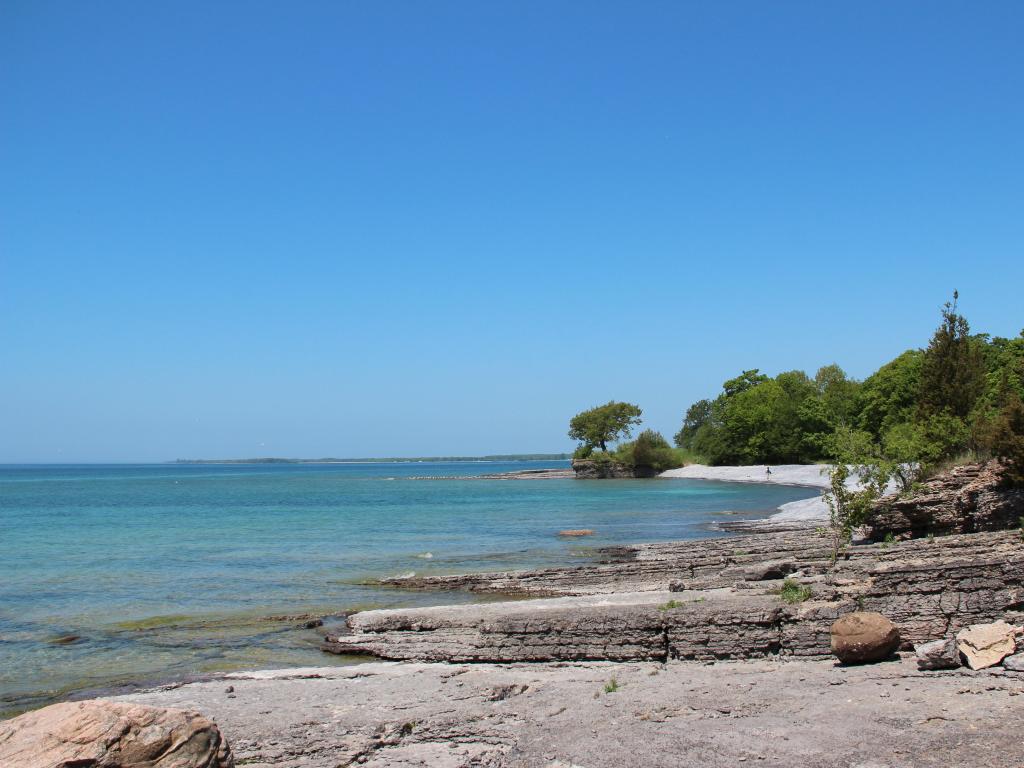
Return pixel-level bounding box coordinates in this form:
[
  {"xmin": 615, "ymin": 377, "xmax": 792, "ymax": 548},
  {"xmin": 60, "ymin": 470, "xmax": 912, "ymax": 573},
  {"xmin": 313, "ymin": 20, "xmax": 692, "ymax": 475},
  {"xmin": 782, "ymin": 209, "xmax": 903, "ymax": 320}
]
[{"xmin": 172, "ymin": 454, "xmax": 571, "ymax": 465}]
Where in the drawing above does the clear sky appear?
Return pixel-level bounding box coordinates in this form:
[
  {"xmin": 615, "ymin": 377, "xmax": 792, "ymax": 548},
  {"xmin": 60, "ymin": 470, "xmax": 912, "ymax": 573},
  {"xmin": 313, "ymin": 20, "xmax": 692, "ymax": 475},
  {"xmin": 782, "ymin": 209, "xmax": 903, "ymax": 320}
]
[{"xmin": 2, "ymin": 2, "xmax": 1022, "ymax": 463}]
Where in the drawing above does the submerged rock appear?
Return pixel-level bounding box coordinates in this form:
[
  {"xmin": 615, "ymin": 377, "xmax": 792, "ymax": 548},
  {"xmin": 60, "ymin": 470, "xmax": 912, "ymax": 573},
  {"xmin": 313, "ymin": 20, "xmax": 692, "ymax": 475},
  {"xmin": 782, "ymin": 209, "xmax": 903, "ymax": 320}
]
[
  {"xmin": 830, "ymin": 612, "xmax": 900, "ymax": 664},
  {"xmin": 915, "ymin": 638, "xmax": 961, "ymax": 670},
  {"xmin": 48, "ymin": 634, "xmax": 83, "ymax": 645},
  {"xmin": 0, "ymin": 699, "xmax": 234, "ymax": 767},
  {"xmin": 956, "ymin": 620, "xmax": 1021, "ymax": 670}
]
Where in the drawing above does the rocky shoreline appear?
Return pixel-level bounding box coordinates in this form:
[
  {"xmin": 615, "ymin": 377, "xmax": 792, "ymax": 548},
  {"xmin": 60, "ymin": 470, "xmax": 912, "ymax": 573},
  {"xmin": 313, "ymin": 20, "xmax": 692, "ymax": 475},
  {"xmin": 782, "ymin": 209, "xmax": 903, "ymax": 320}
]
[
  {"xmin": 326, "ymin": 528, "xmax": 1023, "ymax": 664},
  {"xmin": 5, "ymin": 463, "xmax": 1023, "ymax": 767}
]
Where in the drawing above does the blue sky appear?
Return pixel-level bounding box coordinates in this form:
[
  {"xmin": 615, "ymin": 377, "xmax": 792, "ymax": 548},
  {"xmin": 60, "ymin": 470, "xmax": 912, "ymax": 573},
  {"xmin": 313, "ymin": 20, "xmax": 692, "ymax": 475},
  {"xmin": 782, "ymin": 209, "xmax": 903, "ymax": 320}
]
[{"xmin": 2, "ymin": 1, "xmax": 1022, "ymax": 462}]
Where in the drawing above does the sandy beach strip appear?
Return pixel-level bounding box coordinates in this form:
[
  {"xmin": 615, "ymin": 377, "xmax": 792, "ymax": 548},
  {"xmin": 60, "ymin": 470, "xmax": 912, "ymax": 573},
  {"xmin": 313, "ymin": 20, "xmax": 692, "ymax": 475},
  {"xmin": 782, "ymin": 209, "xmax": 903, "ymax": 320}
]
[{"xmin": 660, "ymin": 463, "xmax": 833, "ymax": 523}]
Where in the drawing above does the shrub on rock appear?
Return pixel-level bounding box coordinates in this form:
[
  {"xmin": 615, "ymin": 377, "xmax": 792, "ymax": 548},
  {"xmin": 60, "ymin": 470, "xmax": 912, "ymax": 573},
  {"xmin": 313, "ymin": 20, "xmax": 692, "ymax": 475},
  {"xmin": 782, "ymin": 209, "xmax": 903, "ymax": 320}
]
[{"xmin": 830, "ymin": 611, "xmax": 901, "ymax": 664}]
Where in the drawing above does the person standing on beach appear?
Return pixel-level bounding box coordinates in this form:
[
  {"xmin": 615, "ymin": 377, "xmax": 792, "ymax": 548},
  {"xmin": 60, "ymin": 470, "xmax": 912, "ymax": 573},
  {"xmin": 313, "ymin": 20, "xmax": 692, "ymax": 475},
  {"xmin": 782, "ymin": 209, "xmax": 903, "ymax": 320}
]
[{"xmin": 766, "ymin": 466, "xmax": 772, "ymax": 477}]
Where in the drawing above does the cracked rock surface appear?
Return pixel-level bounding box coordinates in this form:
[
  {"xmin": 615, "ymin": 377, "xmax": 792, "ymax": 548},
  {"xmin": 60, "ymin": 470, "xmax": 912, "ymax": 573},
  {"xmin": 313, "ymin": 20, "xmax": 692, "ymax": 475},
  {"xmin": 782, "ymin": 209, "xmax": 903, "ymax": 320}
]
[{"xmin": 114, "ymin": 657, "xmax": 1024, "ymax": 767}]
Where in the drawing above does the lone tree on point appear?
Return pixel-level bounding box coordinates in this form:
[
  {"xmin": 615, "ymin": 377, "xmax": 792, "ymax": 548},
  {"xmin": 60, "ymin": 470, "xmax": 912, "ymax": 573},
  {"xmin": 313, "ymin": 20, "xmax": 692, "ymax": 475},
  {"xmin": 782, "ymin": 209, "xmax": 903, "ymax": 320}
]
[{"xmin": 569, "ymin": 401, "xmax": 643, "ymax": 453}]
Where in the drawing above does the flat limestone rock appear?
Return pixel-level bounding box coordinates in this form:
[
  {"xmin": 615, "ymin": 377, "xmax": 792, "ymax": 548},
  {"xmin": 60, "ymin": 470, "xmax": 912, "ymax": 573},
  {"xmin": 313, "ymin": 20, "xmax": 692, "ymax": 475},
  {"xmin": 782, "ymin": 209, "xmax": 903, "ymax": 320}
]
[
  {"xmin": 0, "ymin": 699, "xmax": 234, "ymax": 768},
  {"xmin": 956, "ymin": 620, "xmax": 1022, "ymax": 670},
  {"xmin": 112, "ymin": 657, "xmax": 1024, "ymax": 768},
  {"xmin": 323, "ymin": 589, "xmax": 828, "ymax": 663}
]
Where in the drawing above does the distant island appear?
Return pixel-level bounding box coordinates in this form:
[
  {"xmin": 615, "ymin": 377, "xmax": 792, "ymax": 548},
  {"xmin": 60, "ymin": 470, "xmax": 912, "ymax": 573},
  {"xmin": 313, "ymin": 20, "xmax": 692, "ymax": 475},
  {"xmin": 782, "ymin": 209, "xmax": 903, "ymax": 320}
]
[{"xmin": 172, "ymin": 453, "xmax": 571, "ymax": 464}]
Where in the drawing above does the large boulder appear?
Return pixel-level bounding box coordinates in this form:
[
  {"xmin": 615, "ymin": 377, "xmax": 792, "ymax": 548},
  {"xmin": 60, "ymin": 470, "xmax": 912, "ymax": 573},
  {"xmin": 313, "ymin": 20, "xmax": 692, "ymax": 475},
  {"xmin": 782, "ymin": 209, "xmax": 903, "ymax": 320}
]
[
  {"xmin": 830, "ymin": 612, "xmax": 901, "ymax": 664},
  {"xmin": 956, "ymin": 620, "xmax": 1022, "ymax": 670},
  {"xmin": 0, "ymin": 699, "xmax": 234, "ymax": 768}
]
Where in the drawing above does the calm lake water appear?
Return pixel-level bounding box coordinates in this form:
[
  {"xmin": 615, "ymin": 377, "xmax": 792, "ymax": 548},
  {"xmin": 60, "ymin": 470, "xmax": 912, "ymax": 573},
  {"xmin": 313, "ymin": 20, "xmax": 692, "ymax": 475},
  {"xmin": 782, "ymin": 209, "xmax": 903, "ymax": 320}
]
[{"xmin": 0, "ymin": 461, "xmax": 816, "ymax": 716}]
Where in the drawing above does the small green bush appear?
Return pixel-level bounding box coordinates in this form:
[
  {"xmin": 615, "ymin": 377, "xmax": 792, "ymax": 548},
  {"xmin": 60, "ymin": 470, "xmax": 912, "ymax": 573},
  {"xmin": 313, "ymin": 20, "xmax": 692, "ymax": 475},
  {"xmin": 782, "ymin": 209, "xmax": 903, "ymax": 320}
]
[
  {"xmin": 573, "ymin": 444, "xmax": 594, "ymax": 459},
  {"xmin": 576, "ymin": 450, "xmax": 615, "ymax": 466},
  {"xmin": 657, "ymin": 600, "xmax": 684, "ymax": 611},
  {"xmin": 614, "ymin": 430, "xmax": 680, "ymax": 472},
  {"xmin": 604, "ymin": 677, "xmax": 619, "ymax": 693}
]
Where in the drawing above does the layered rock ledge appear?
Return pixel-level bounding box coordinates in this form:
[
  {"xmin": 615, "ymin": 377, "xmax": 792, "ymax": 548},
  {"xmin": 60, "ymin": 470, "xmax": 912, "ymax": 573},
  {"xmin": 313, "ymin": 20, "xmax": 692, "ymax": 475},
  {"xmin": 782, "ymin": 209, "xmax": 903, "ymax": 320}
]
[
  {"xmin": 329, "ymin": 529, "xmax": 1024, "ymax": 663},
  {"xmin": 867, "ymin": 460, "xmax": 1024, "ymax": 540}
]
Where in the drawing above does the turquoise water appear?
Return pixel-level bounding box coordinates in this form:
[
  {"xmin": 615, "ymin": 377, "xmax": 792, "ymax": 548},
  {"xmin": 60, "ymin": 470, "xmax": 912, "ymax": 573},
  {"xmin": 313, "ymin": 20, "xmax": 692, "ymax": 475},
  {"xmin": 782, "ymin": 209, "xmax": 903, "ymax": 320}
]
[{"xmin": 0, "ymin": 461, "xmax": 816, "ymax": 715}]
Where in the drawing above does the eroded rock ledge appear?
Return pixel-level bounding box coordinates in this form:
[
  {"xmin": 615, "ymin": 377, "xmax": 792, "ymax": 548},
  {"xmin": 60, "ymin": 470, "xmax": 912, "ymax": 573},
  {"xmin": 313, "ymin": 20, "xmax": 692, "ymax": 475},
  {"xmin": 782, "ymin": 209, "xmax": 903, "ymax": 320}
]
[
  {"xmin": 571, "ymin": 458, "xmax": 654, "ymax": 478},
  {"xmin": 326, "ymin": 529, "xmax": 1024, "ymax": 663},
  {"xmin": 867, "ymin": 460, "xmax": 1024, "ymax": 540}
]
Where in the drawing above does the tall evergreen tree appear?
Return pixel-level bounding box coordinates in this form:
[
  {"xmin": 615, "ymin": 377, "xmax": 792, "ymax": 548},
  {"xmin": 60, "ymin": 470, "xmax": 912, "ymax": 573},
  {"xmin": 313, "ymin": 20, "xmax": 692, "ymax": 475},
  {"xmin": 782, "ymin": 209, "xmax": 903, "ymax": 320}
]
[{"xmin": 918, "ymin": 291, "xmax": 986, "ymax": 421}]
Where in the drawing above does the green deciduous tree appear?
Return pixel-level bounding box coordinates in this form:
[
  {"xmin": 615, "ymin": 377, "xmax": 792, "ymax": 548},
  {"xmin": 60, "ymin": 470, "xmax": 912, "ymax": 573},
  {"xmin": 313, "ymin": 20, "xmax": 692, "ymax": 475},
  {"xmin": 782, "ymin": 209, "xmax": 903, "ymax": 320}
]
[
  {"xmin": 722, "ymin": 369, "xmax": 769, "ymax": 397},
  {"xmin": 822, "ymin": 462, "xmax": 888, "ymax": 565},
  {"xmin": 673, "ymin": 399, "xmax": 713, "ymax": 449},
  {"xmin": 883, "ymin": 413, "xmax": 968, "ymax": 471},
  {"xmin": 568, "ymin": 401, "xmax": 643, "ymax": 453},
  {"xmin": 856, "ymin": 350, "xmax": 923, "ymax": 440},
  {"xmin": 689, "ymin": 370, "xmax": 825, "ymax": 465},
  {"xmin": 814, "ymin": 364, "xmax": 861, "ymax": 428},
  {"xmin": 991, "ymin": 389, "xmax": 1024, "ymax": 485}
]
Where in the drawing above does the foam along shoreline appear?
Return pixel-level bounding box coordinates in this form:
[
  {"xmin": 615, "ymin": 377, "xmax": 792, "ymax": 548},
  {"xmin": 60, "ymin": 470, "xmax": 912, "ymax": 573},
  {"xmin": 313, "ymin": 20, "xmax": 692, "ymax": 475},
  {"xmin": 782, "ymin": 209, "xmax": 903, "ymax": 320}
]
[{"xmin": 659, "ymin": 463, "xmax": 849, "ymax": 524}]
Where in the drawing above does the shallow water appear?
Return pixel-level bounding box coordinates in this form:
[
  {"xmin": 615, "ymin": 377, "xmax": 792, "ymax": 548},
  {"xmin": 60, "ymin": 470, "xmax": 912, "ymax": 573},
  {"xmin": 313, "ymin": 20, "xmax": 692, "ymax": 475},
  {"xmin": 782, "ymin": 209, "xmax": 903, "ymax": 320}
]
[{"xmin": 0, "ymin": 461, "xmax": 816, "ymax": 715}]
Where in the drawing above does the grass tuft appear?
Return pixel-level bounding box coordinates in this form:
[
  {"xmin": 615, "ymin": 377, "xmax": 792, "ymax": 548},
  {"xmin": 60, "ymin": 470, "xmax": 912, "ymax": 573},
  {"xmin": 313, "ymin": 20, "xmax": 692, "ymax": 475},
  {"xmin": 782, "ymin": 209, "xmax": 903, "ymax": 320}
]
[{"xmin": 776, "ymin": 578, "xmax": 813, "ymax": 604}]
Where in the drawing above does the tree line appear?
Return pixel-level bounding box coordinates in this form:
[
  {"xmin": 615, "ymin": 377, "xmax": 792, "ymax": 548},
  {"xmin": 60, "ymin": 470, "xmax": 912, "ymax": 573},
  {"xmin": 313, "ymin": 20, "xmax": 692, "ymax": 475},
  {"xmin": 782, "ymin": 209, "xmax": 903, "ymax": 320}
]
[
  {"xmin": 568, "ymin": 294, "xmax": 1024, "ymax": 482},
  {"xmin": 674, "ymin": 293, "xmax": 1024, "ymax": 482}
]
